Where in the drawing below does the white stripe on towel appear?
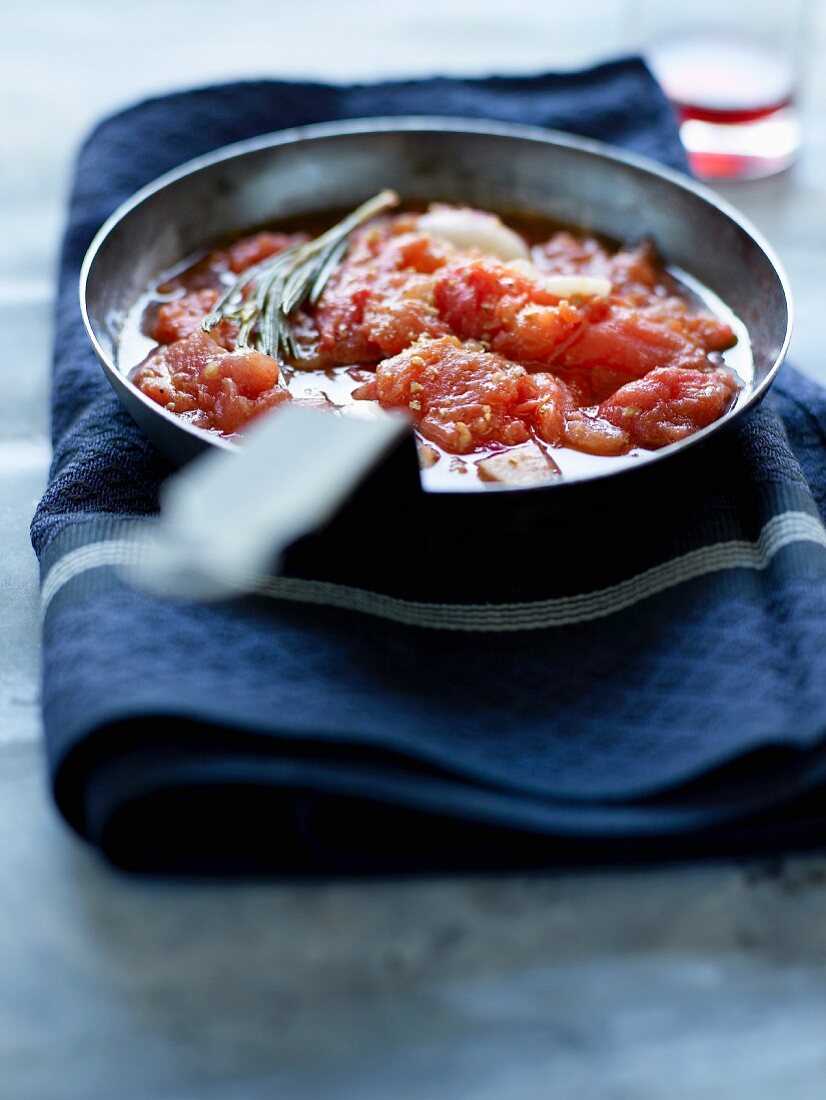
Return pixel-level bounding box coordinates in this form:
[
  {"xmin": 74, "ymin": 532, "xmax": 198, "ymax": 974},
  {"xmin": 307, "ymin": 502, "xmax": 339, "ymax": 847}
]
[{"xmin": 41, "ymin": 510, "xmax": 826, "ymax": 632}]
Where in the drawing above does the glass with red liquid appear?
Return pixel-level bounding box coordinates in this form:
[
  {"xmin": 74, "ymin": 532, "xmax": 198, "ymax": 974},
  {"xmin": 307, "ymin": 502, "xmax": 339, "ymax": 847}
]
[{"xmin": 627, "ymin": 1, "xmax": 810, "ymax": 180}]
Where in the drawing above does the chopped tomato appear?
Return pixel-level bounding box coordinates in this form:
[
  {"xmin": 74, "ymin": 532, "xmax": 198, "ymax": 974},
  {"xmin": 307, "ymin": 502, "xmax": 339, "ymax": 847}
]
[
  {"xmin": 133, "ymin": 331, "xmax": 290, "ymax": 435},
  {"xmin": 509, "ymin": 371, "xmax": 568, "ymax": 444},
  {"xmin": 355, "ymin": 336, "xmax": 543, "ymax": 452},
  {"xmin": 599, "ymin": 366, "xmax": 739, "ymax": 449},
  {"xmin": 563, "ymin": 410, "xmax": 631, "ymax": 456},
  {"xmin": 360, "ymin": 272, "xmax": 451, "ymax": 356},
  {"xmin": 226, "ymin": 231, "xmax": 308, "ymax": 273},
  {"xmin": 314, "ymin": 223, "xmax": 454, "ymax": 363},
  {"xmin": 646, "ymin": 297, "xmax": 736, "ymax": 353},
  {"xmin": 433, "ymin": 258, "xmax": 586, "ymax": 364},
  {"xmin": 551, "ymin": 365, "xmax": 641, "ymax": 407},
  {"xmin": 514, "ymin": 369, "xmax": 631, "ymax": 454},
  {"xmin": 135, "ymin": 212, "xmax": 742, "ymax": 466},
  {"xmin": 150, "ymin": 289, "xmax": 237, "ymax": 350},
  {"xmin": 533, "ymin": 232, "xmax": 661, "ymax": 301},
  {"xmin": 559, "ymin": 300, "xmax": 720, "ymax": 378},
  {"xmin": 354, "ymin": 337, "xmax": 582, "ymax": 454}
]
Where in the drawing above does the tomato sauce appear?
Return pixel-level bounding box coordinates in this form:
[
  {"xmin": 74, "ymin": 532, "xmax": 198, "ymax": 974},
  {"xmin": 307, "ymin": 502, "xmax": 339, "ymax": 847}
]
[{"xmin": 122, "ymin": 205, "xmax": 751, "ymax": 491}]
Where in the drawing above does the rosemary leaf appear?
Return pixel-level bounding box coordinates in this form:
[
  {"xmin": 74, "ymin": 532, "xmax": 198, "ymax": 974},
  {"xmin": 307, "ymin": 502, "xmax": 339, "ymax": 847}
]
[
  {"xmin": 202, "ymin": 189, "xmax": 399, "ymax": 364},
  {"xmin": 308, "ymin": 238, "xmax": 349, "ymax": 306}
]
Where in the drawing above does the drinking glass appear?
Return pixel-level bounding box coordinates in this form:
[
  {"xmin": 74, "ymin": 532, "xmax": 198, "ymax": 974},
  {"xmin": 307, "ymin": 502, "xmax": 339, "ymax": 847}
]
[{"xmin": 626, "ymin": 0, "xmax": 811, "ymax": 180}]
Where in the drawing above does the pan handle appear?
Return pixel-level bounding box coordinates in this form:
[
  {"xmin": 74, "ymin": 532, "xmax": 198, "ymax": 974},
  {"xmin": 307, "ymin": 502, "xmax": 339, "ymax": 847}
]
[{"xmin": 127, "ymin": 405, "xmax": 410, "ymax": 600}]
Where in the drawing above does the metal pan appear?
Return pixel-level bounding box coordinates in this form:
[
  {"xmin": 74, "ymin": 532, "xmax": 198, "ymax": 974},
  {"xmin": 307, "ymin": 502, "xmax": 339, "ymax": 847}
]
[{"xmin": 80, "ymin": 117, "xmax": 791, "ymax": 532}]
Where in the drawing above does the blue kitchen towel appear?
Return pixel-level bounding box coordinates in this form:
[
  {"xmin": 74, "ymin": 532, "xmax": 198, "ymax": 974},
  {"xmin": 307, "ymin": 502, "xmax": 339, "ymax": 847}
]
[{"xmin": 31, "ymin": 59, "xmax": 826, "ymax": 873}]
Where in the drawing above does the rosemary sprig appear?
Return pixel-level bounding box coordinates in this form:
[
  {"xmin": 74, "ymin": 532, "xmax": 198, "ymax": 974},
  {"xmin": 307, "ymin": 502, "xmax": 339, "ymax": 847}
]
[{"xmin": 202, "ymin": 189, "xmax": 399, "ymax": 368}]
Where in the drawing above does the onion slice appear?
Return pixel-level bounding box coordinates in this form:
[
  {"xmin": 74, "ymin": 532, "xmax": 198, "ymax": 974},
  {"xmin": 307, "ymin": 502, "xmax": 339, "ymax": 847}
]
[
  {"xmin": 538, "ymin": 275, "xmax": 612, "ymax": 300},
  {"xmin": 506, "ymin": 259, "xmax": 611, "ymax": 300},
  {"xmin": 418, "ymin": 205, "xmax": 529, "ymax": 262}
]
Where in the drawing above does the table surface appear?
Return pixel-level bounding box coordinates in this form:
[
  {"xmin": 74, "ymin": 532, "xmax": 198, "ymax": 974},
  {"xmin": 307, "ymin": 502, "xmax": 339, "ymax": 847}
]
[{"xmin": 3, "ymin": 2, "xmax": 826, "ymax": 1097}]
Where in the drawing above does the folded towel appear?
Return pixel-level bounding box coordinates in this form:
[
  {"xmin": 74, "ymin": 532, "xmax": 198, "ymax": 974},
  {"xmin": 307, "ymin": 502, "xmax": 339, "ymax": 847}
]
[{"xmin": 31, "ymin": 59, "xmax": 826, "ymax": 873}]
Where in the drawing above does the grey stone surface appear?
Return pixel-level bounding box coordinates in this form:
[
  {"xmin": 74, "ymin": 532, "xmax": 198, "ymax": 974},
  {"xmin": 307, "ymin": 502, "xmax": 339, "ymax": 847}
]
[
  {"xmin": 2, "ymin": 2, "xmax": 826, "ymax": 1096},
  {"xmin": 4, "ymin": 741, "xmax": 826, "ymax": 1100}
]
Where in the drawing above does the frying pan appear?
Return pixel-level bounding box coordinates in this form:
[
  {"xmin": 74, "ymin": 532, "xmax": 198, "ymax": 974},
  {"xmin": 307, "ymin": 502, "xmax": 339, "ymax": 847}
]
[{"xmin": 80, "ymin": 118, "xmax": 792, "ymax": 574}]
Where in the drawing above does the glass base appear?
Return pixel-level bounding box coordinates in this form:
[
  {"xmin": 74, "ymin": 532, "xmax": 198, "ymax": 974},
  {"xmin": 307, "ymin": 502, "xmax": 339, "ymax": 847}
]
[{"xmin": 679, "ymin": 108, "xmax": 801, "ymax": 181}]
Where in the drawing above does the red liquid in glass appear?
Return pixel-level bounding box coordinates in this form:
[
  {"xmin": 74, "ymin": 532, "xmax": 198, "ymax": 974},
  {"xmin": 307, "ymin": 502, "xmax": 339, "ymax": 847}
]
[
  {"xmin": 648, "ymin": 36, "xmax": 800, "ymax": 179},
  {"xmin": 674, "ymin": 97, "xmax": 794, "ymax": 126}
]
